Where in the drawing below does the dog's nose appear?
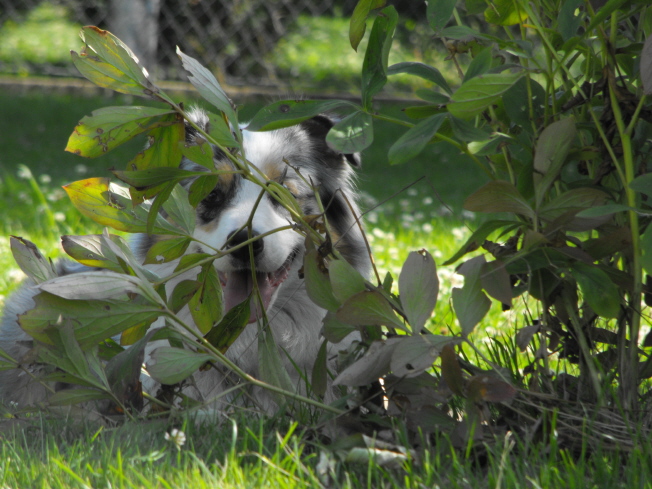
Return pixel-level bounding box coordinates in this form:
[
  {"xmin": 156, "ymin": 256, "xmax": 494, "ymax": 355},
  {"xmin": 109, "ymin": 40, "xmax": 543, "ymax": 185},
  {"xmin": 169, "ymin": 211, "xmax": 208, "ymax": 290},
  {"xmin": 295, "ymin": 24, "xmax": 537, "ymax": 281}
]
[{"xmin": 226, "ymin": 229, "xmax": 264, "ymax": 261}]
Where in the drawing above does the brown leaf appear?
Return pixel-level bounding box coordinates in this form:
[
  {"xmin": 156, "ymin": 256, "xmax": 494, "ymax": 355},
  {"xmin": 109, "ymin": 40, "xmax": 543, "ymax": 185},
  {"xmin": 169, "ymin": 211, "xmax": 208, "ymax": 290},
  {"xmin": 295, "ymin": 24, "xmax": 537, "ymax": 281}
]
[
  {"xmin": 466, "ymin": 374, "xmax": 517, "ymax": 403},
  {"xmin": 440, "ymin": 344, "xmax": 465, "ymax": 396}
]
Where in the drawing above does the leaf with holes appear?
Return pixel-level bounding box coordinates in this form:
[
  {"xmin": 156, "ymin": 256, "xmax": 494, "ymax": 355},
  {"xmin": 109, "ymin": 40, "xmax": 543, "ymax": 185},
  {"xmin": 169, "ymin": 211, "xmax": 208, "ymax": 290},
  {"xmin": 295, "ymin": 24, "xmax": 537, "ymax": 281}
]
[
  {"xmin": 64, "ymin": 178, "xmax": 183, "ymax": 235},
  {"xmin": 246, "ymin": 100, "xmax": 355, "ymax": 132},
  {"xmin": 390, "ymin": 334, "xmax": 455, "ymax": 377},
  {"xmin": 71, "ymin": 26, "xmax": 163, "ymax": 100},
  {"xmin": 144, "ymin": 236, "xmax": 192, "ymax": 265},
  {"xmin": 66, "ymin": 107, "xmax": 175, "ymax": 158}
]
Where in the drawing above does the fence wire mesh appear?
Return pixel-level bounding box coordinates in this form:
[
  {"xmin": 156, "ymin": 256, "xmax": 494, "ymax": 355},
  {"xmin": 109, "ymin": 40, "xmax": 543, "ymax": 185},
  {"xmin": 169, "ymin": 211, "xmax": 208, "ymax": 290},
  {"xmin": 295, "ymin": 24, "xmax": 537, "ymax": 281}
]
[{"xmin": 0, "ymin": 0, "xmax": 430, "ymax": 93}]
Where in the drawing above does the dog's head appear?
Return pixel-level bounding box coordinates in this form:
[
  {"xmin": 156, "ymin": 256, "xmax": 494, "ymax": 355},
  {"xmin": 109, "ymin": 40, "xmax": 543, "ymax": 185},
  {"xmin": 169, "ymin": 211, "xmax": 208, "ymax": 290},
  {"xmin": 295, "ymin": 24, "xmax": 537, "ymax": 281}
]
[{"xmin": 174, "ymin": 108, "xmax": 367, "ymax": 324}]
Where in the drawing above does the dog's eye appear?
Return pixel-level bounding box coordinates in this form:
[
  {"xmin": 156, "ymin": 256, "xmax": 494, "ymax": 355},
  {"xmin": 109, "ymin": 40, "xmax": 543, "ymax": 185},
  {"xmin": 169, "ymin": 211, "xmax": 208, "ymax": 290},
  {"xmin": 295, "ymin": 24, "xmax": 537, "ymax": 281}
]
[{"xmin": 203, "ymin": 188, "xmax": 223, "ymax": 205}]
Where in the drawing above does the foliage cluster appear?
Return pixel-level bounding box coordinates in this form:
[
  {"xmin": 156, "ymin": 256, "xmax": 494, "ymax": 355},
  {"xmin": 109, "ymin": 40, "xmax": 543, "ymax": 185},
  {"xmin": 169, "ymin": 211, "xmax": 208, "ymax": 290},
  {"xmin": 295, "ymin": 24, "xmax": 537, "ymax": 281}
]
[{"xmin": 3, "ymin": 0, "xmax": 652, "ymax": 466}]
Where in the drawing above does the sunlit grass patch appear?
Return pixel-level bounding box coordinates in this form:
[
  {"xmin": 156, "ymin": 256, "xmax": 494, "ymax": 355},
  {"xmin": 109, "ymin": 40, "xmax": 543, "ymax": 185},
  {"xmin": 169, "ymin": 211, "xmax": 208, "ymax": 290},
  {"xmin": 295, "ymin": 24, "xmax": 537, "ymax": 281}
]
[{"xmin": 0, "ymin": 3, "xmax": 80, "ymax": 70}]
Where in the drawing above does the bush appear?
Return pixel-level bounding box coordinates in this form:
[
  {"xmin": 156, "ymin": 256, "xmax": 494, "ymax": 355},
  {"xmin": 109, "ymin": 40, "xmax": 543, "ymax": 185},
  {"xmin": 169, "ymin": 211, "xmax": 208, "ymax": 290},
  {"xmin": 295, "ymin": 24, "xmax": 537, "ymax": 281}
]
[{"xmin": 4, "ymin": 0, "xmax": 652, "ymax": 458}]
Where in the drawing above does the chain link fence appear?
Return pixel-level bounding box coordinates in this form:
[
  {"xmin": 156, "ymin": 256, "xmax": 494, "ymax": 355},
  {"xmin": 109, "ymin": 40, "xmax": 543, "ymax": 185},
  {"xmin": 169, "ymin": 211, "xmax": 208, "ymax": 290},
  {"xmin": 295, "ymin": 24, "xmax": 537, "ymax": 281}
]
[{"xmin": 0, "ymin": 0, "xmax": 428, "ymax": 93}]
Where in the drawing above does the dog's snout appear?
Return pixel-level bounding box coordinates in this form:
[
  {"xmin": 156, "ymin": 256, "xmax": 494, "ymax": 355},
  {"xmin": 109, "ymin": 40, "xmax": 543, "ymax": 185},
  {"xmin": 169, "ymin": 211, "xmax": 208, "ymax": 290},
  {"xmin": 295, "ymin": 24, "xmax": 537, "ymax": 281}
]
[{"xmin": 226, "ymin": 229, "xmax": 264, "ymax": 261}]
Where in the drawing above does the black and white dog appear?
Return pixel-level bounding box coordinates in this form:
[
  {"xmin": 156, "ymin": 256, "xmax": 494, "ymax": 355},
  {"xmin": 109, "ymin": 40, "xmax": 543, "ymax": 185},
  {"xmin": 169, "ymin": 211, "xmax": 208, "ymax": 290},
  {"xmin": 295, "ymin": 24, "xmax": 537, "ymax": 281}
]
[{"xmin": 0, "ymin": 109, "xmax": 369, "ymax": 413}]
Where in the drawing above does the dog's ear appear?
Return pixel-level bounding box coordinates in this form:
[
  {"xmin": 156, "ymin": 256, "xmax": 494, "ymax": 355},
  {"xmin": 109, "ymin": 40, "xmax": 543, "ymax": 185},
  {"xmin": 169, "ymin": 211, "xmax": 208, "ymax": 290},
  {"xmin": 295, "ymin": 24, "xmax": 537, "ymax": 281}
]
[{"xmin": 300, "ymin": 115, "xmax": 362, "ymax": 167}]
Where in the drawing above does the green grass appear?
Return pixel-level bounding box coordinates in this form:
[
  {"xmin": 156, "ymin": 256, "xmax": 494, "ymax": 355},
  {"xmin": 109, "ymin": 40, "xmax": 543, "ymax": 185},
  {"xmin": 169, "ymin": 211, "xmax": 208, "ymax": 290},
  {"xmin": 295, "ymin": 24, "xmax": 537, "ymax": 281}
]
[{"xmin": 2, "ymin": 413, "xmax": 652, "ymax": 488}]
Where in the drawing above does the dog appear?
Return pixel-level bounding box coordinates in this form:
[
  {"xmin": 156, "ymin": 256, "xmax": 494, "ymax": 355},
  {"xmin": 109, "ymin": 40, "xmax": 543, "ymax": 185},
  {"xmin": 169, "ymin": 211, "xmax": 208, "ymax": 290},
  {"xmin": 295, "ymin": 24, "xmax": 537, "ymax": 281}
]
[{"xmin": 0, "ymin": 108, "xmax": 370, "ymax": 414}]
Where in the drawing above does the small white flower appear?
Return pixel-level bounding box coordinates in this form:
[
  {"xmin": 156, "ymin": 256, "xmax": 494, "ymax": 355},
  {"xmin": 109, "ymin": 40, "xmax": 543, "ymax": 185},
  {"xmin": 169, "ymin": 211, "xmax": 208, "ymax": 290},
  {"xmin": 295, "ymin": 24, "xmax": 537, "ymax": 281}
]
[
  {"xmin": 165, "ymin": 428, "xmax": 186, "ymax": 449},
  {"xmin": 407, "ymin": 188, "xmax": 418, "ymax": 197},
  {"xmin": 17, "ymin": 166, "xmax": 32, "ymax": 180},
  {"xmin": 422, "ymin": 197, "xmax": 433, "ymax": 205},
  {"xmin": 39, "ymin": 174, "xmax": 52, "ymax": 184},
  {"xmin": 421, "ymin": 223, "xmax": 434, "ymax": 233},
  {"xmin": 53, "ymin": 212, "xmax": 66, "ymax": 222},
  {"xmin": 75, "ymin": 164, "xmax": 88, "ymax": 174}
]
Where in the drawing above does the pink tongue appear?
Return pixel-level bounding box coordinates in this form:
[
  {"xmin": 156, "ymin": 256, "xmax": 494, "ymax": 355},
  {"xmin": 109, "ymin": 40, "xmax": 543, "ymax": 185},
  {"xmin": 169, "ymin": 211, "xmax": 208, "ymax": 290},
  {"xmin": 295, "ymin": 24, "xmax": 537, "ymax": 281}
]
[{"xmin": 223, "ymin": 271, "xmax": 274, "ymax": 323}]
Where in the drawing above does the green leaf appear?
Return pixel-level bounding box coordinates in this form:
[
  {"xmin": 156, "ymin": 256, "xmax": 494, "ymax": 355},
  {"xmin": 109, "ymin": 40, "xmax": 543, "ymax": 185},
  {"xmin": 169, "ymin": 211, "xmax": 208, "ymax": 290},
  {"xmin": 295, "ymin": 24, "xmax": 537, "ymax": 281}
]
[
  {"xmin": 443, "ymin": 220, "xmax": 520, "ymax": 266},
  {"xmin": 322, "ymin": 311, "xmax": 357, "ymax": 343},
  {"xmin": 204, "ymin": 298, "xmax": 250, "ymax": 353},
  {"xmin": 20, "ymin": 292, "xmax": 164, "ymax": 350},
  {"xmin": 10, "ymin": 236, "xmax": 56, "ymax": 284},
  {"xmin": 449, "ymin": 115, "xmax": 490, "ymax": 142},
  {"xmin": 570, "ymin": 263, "xmax": 620, "ymax": 318},
  {"xmin": 387, "ymin": 62, "xmax": 452, "ymax": 95},
  {"xmin": 361, "ymin": 6, "xmax": 398, "ymax": 110},
  {"xmin": 71, "ymin": 26, "xmax": 161, "ymax": 99},
  {"xmin": 390, "ymin": 334, "xmax": 455, "ymax": 377},
  {"xmin": 484, "ymin": 0, "xmax": 528, "ymax": 26},
  {"xmin": 427, "ymin": 0, "xmax": 457, "ymax": 32},
  {"xmin": 441, "ymin": 25, "xmax": 490, "ymax": 41},
  {"xmin": 311, "ymin": 339, "xmax": 329, "ymax": 397},
  {"xmin": 539, "ymin": 188, "xmax": 610, "ymax": 223},
  {"xmin": 38, "ymin": 271, "xmax": 158, "ymax": 302},
  {"xmin": 642, "ymin": 225, "xmax": 652, "ymax": 276},
  {"xmin": 188, "ymin": 174, "xmax": 220, "ymax": 207},
  {"xmin": 161, "ymin": 185, "xmax": 196, "ymax": 235},
  {"xmin": 61, "ymin": 234, "xmax": 119, "ymax": 273},
  {"xmin": 480, "ymin": 260, "xmax": 512, "ymax": 306},
  {"xmin": 464, "ymin": 180, "xmax": 535, "ymax": 219},
  {"xmin": 169, "ymin": 280, "xmax": 201, "ymax": 314},
  {"xmin": 558, "ymin": 0, "xmax": 584, "ymax": 42},
  {"xmin": 113, "ymin": 167, "xmax": 205, "ymax": 190},
  {"xmin": 330, "ymin": 259, "xmax": 366, "ymax": 304},
  {"xmin": 448, "ymin": 73, "xmax": 523, "ymax": 119},
  {"xmin": 258, "ymin": 322, "xmax": 294, "ymax": 403},
  {"xmin": 325, "ymin": 110, "xmax": 374, "ymax": 153},
  {"xmin": 144, "ymin": 236, "xmax": 192, "ymax": 265},
  {"xmin": 349, "ymin": 0, "xmax": 386, "ymax": 51},
  {"xmin": 630, "ymin": 173, "xmax": 652, "ymax": 198},
  {"xmin": 181, "ymin": 140, "xmax": 217, "ymax": 170},
  {"xmin": 452, "ymin": 256, "xmax": 491, "ymax": 336},
  {"xmin": 176, "ymin": 47, "xmax": 240, "ymax": 141},
  {"xmin": 206, "ymin": 112, "xmax": 241, "ymax": 148},
  {"xmin": 63, "ymin": 178, "xmax": 183, "ymax": 235},
  {"xmin": 246, "ymin": 100, "xmax": 354, "ymax": 132},
  {"xmin": 463, "ymin": 46, "xmax": 493, "ymax": 82},
  {"xmin": 336, "ymin": 290, "xmax": 407, "ymax": 331},
  {"xmin": 333, "ymin": 338, "xmax": 401, "ymax": 386},
  {"xmin": 533, "ymin": 117, "xmax": 577, "ymax": 208},
  {"xmin": 105, "ymin": 327, "xmax": 160, "ymax": 407},
  {"xmin": 147, "ymin": 347, "xmax": 213, "ymax": 385},
  {"xmin": 48, "ymin": 388, "xmax": 110, "ymax": 406},
  {"xmin": 65, "ymin": 106, "xmax": 175, "ymax": 158},
  {"xmin": 388, "ymin": 114, "xmax": 446, "ymax": 165},
  {"xmin": 304, "ymin": 249, "xmax": 340, "ymax": 312},
  {"xmin": 398, "ymin": 251, "xmax": 439, "ymax": 331},
  {"xmin": 188, "ymin": 264, "xmax": 223, "ymax": 334}
]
